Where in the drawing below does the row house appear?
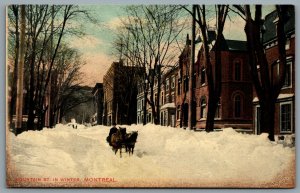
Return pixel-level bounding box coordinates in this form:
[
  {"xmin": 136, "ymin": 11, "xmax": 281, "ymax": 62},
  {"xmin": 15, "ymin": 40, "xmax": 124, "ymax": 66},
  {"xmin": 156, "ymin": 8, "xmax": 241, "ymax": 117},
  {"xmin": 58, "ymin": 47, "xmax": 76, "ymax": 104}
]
[
  {"xmin": 92, "ymin": 83, "xmax": 104, "ymax": 125},
  {"xmin": 176, "ymin": 33, "xmax": 253, "ymax": 131},
  {"xmin": 136, "ymin": 66, "xmax": 178, "ymax": 127},
  {"xmin": 135, "ymin": 6, "xmax": 294, "ymax": 134},
  {"xmin": 103, "ymin": 60, "xmax": 143, "ymax": 126},
  {"xmin": 253, "ymin": 6, "xmax": 295, "ymax": 136},
  {"xmin": 160, "ymin": 67, "xmax": 178, "ymax": 127}
]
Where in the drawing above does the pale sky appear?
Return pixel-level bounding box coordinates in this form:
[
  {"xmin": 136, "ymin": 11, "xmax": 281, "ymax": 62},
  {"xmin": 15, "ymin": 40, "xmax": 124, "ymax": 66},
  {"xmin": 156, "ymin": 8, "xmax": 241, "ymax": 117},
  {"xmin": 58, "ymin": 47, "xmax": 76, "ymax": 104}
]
[{"xmin": 68, "ymin": 5, "xmax": 276, "ymax": 87}]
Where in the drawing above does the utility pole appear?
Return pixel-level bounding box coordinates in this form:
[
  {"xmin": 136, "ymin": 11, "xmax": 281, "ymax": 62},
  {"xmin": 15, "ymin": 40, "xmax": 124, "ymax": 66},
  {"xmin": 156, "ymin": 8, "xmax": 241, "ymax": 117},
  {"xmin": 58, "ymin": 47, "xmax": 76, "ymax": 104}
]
[
  {"xmin": 188, "ymin": 5, "xmax": 196, "ymax": 130},
  {"xmin": 15, "ymin": 5, "xmax": 26, "ymax": 133}
]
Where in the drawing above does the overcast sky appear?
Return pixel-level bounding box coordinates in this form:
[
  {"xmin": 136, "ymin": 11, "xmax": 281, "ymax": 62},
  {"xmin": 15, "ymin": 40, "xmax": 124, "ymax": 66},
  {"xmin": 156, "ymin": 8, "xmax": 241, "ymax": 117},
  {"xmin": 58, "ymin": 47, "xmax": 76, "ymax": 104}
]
[{"xmin": 67, "ymin": 5, "xmax": 276, "ymax": 87}]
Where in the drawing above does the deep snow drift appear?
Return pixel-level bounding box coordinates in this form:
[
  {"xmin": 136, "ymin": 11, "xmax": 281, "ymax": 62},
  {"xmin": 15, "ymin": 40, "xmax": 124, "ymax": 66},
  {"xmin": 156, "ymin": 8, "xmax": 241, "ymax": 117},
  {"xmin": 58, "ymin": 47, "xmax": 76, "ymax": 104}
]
[{"xmin": 7, "ymin": 124, "xmax": 295, "ymax": 187}]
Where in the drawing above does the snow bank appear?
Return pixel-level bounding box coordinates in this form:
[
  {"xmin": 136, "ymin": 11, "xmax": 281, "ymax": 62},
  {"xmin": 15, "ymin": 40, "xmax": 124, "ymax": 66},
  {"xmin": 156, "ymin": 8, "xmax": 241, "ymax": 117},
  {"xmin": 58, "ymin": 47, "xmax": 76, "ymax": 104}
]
[{"xmin": 7, "ymin": 124, "xmax": 295, "ymax": 187}]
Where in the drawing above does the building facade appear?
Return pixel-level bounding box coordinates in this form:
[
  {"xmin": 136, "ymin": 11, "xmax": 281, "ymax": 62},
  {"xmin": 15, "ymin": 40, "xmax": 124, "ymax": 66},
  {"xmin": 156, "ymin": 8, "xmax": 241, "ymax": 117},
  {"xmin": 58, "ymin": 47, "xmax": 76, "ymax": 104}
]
[
  {"xmin": 136, "ymin": 66, "xmax": 178, "ymax": 127},
  {"xmin": 103, "ymin": 61, "xmax": 143, "ymax": 126},
  {"xmin": 160, "ymin": 67, "xmax": 178, "ymax": 127},
  {"xmin": 176, "ymin": 34, "xmax": 253, "ymax": 131},
  {"xmin": 253, "ymin": 6, "xmax": 295, "ymax": 136},
  {"xmin": 92, "ymin": 83, "xmax": 104, "ymax": 125}
]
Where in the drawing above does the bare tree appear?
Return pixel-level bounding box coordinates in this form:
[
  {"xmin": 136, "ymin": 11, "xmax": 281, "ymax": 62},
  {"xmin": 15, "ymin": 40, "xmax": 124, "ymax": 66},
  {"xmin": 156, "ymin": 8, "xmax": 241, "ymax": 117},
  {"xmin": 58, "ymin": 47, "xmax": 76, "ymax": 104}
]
[
  {"xmin": 15, "ymin": 5, "xmax": 26, "ymax": 133},
  {"xmin": 234, "ymin": 5, "xmax": 292, "ymax": 141},
  {"xmin": 114, "ymin": 5, "xmax": 187, "ymax": 125},
  {"xmin": 48, "ymin": 45, "xmax": 85, "ymax": 127},
  {"xmin": 184, "ymin": 5, "xmax": 229, "ymax": 131},
  {"xmin": 7, "ymin": 6, "xmax": 20, "ymax": 126},
  {"xmin": 7, "ymin": 5, "xmax": 95, "ymax": 132}
]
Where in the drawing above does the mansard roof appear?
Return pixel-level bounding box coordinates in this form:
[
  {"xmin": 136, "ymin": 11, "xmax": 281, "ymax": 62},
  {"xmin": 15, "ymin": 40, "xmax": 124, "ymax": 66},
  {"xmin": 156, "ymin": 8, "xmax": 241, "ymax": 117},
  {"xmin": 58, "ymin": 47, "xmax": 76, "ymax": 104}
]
[{"xmin": 263, "ymin": 5, "xmax": 295, "ymax": 43}]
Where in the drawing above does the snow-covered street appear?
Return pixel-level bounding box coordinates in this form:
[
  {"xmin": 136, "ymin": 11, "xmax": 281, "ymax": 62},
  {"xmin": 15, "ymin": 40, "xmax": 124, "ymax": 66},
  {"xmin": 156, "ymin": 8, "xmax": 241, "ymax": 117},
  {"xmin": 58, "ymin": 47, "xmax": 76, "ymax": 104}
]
[{"xmin": 6, "ymin": 124, "xmax": 295, "ymax": 187}]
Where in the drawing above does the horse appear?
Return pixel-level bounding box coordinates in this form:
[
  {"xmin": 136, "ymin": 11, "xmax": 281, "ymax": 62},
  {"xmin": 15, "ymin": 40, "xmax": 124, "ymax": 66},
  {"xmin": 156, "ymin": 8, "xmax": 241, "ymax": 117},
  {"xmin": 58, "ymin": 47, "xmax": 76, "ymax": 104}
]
[
  {"xmin": 110, "ymin": 127, "xmax": 127, "ymax": 157},
  {"xmin": 125, "ymin": 131, "xmax": 138, "ymax": 155}
]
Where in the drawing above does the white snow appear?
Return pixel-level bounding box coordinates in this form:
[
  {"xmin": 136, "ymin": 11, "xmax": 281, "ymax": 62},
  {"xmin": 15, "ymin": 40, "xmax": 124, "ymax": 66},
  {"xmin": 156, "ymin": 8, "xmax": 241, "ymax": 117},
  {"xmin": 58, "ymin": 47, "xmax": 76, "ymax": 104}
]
[
  {"xmin": 253, "ymin": 94, "xmax": 294, "ymax": 102},
  {"xmin": 7, "ymin": 124, "xmax": 295, "ymax": 187},
  {"xmin": 160, "ymin": 103, "xmax": 176, "ymax": 109}
]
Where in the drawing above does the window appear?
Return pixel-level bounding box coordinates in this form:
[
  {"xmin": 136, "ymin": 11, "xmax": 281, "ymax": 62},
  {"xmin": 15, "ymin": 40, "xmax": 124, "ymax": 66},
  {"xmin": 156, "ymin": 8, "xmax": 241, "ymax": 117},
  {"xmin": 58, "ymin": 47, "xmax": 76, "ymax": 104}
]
[
  {"xmin": 166, "ymin": 94, "xmax": 169, "ymax": 103},
  {"xmin": 137, "ymin": 116, "xmax": 140, "ymax": 124},
  {"xmin": 166, "ymin": 78, "xmax": 169, "ymax": 91},
  {"xmin": 285, "ymin": 39, "xmax": 290, "ymax": 50},
  {"xmin": 201, "ymin": 68, "xmax": 205, "ymax": 85},
  {"xmin": 283, "ymin": 60, "xmax": 292, "ymax": 88},
  {"xmin": 171, "ymin": 76, "xmax": 175, "ymax": 88},
  {"xmin": 200, "ymin": 98, "xmax": 206, "ymax": 118},
  {"xmin": 155, "ymin": 94, "xmax": 158, "ymax": 105},
  {"xmin": 141, "ymin": 99, "xmax": 144, "ymax": 110},
  {"xmin": 177, "ymin": 79, "xmax": 181, "ymax": 95},
  {"xmin": 184, "ymin": 76, "xmax": 189, "ymax": 92},
  {"xmin": 161, "ymin": 92, "xmax": 164, "ymax": 105},
  {"xmin": 234, "ymin": 95, "xmax": 241, "ymax": 118},
  {"xmin": 234, "ymin": 61, "xmax": 241, "ymax": 81},
  {"xmin": 280, "ymin": 102, "xmax": 292, "ymax": 133}
]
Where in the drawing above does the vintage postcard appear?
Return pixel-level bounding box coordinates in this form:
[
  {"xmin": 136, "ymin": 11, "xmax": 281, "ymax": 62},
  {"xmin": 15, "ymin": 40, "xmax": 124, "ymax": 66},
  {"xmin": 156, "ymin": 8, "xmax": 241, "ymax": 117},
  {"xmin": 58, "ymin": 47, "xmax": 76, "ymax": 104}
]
[{"xmin": 6, "ymin": 4, "xmax": 295, "ymax": 188}]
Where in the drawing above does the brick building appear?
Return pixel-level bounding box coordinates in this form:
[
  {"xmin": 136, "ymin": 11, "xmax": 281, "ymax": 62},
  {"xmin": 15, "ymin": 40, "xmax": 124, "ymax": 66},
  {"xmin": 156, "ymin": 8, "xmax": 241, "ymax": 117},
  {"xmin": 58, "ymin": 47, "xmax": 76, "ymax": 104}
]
[
  {"xmin": 103, "ymin": 60, "xmax": 143, "ymax": 126},
  {"xmin": 136, "ymin": 66, "xmax": 178, "ymax": 127},
  {"xmin": 92, "ymin": 83, "xmax": 104, "ymax": 125},
  {"xmin": 176, "ymin": 34, "xmax": 253, "ymax": 131},
  {"xmin": 160, "ymin": 67, "xmax": 178, "ymax": 127},
  {"xmin": 253, "ymin": 6, "xmax": 295, "ymax": 136}
]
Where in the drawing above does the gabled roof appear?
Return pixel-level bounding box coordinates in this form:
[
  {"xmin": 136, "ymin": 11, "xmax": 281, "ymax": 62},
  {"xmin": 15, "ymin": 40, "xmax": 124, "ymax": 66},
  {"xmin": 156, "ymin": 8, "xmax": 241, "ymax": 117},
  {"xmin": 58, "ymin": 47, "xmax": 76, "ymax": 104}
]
[
  {"xmin": 212, "ymin": 36, "xmax": 247, "ymax": 52},
  {"xmin": 263, "ymin": 5, "xmax": 295, "ymax": 43},
  {"xmin": 223, "ymin": 39, "xmax": 247, "ymax": 51}
]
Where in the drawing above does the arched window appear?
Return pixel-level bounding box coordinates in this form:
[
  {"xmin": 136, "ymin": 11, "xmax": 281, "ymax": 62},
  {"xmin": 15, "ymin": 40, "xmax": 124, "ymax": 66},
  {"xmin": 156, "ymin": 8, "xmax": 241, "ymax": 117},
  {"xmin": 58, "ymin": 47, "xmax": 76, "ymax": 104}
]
[
  {"xmin": 201, "ymin": 68, "xmax": 206, "ymax": 85},
  {"xmin": 234, "ymin": 95, "xmax": 241, "ymax": 118},
  {"xmin": 200, "ymin": 98, "xmax": 207, "ymax": 118}
]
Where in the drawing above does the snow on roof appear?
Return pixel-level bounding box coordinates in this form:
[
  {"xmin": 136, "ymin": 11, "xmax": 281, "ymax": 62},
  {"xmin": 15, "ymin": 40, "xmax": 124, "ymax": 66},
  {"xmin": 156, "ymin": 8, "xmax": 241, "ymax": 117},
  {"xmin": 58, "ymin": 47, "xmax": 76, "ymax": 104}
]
[
  {"xmin": 252, "ymin": 93, "xmax": 294, "ymax": 102},
  {"xmin": 160, "ymin": 103, "xmax": 176, "ymax": 109}
]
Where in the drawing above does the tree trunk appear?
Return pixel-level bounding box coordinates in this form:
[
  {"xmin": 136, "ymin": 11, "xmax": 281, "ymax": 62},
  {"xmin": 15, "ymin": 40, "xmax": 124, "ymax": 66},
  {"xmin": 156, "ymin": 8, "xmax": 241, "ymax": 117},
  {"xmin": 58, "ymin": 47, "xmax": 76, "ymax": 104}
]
[
  {"xmin": 15, "ymin": 5, "xmax": 26, "ymax": 134},
  {"xmin": 9, "ymin": 5, "xmax": 19, "ymax": 126},
  {"xmin": 259, "ymin": 99, "xmax": 276, "ymax": 141},
  {"xmin": 205, "ymin": 96, "xmax": 217, "ymax": 132},
  {"xmin": 188, "ymin": 5, "xmax": 196, "ymax": 130}
]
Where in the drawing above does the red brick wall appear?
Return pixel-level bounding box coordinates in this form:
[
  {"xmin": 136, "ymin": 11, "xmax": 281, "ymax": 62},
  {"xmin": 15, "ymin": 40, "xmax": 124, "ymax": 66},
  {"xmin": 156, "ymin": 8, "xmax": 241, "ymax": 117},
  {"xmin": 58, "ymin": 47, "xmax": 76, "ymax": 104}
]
[{"xmin": 252, "ymin": 36, "xmax": 295, "ymax": 135}]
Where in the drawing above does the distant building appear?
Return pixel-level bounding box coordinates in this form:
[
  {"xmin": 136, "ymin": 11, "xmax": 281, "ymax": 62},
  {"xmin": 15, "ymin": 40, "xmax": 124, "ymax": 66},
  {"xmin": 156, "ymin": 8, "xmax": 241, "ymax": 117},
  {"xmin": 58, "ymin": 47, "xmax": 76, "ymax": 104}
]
[
  {"xmin": 92, "ymin": 83, "xmax": 104, "ymax": 125},
  {"xmin": 103, "ymin": 60, "xmax": 143, "ymax": 126},
  {"xmin": 253, "ymin": 6, "xmax": 295, "ymax": 136}
]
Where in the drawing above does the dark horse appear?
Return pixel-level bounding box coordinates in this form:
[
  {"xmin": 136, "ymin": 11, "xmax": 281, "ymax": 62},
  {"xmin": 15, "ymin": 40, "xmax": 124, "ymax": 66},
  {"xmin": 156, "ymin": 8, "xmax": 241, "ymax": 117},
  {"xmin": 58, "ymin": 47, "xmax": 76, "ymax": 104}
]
[
  {"xmin": 110, "ymin": 127, "xmax": 127, "ymax": 157},
  {"xmin": 109, "ymin": 127, "xmax": 138, "ymax": 157},
  {"xmin": 125, "ymin": 131, "xmax": 138, "ymax": 155}
]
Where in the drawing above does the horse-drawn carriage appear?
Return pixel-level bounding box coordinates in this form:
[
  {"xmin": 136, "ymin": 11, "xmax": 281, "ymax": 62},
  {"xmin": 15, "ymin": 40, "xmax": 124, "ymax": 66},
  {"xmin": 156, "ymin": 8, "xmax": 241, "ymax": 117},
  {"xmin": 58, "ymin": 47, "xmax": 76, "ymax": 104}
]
[{"xmin": 106, "ymin": 127, "xmax": 138, "ymax": 157}]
